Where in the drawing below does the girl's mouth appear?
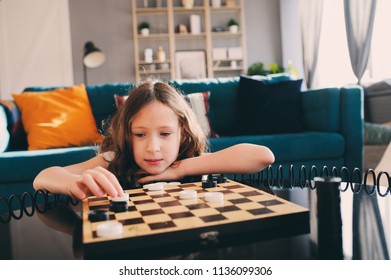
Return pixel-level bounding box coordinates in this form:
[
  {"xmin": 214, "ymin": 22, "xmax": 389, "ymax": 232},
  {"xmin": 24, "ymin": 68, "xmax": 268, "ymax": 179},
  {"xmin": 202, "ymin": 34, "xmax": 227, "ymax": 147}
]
[{"xmin": 145, "ymin": 159, "xmax": 163, "ymax": 165}]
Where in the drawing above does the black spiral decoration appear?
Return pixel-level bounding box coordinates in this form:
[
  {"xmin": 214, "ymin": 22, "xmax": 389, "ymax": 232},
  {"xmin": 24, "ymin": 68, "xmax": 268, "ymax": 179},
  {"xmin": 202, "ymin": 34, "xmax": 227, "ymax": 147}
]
[
  {"xmin": 233, "ymin": 164, "xmax": 390, "ymax": 196},
  {"xmin": 1, "ymin": 164, "xmax": 390, "ymax": 223},
  {"xmin": 0, "ymin": 190, "xmax": 78, "ymax": 223}
]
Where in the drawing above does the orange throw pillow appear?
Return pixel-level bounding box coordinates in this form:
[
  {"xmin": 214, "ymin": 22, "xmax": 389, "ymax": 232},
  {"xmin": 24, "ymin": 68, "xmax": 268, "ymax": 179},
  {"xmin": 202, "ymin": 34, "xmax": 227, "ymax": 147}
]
[{"xmin": 13, "ymin": 84, "xmax": 102, "ymax": 150}]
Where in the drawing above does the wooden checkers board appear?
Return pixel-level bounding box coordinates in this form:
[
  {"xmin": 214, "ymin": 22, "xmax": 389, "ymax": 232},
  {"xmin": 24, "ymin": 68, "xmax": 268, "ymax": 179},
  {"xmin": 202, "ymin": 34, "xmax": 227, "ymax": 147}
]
[{"xmin": 82, "ymin": 180, "xmax": 309, "ymax": 258}]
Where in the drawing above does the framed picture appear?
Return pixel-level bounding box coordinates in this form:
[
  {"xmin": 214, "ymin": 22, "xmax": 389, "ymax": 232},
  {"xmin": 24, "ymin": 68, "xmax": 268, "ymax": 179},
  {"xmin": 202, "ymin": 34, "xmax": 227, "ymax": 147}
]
[{"xmin": 175, "ymin": 50, "xmax": 206, "ymax": 79}]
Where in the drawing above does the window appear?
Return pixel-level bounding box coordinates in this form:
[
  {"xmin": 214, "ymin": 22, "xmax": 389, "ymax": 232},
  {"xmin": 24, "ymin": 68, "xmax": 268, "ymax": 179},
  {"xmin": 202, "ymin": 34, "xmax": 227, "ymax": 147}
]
[{"xmin": 316, "ymin": 0, "xmax": 391, "ymax": 88}]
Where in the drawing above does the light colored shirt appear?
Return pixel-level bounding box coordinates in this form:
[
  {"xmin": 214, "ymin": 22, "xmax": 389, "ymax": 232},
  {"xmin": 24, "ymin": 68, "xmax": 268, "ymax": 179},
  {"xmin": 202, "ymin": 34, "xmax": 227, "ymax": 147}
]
[{"xmin": 102, "ymin": 151, "xmax": 115, "ymax": 162}]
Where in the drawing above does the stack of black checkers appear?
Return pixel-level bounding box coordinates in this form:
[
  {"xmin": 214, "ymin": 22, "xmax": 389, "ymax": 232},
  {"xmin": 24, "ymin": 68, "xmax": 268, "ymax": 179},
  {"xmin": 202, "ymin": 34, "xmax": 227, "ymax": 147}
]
[
  {"xmin": 109, "ymin": 201, "xmax": 128, "ymax": 212},
  {"xmin": 202, "ymin": 174, "xmax": 227, "ymax": 188},
  {"xmin": 88, "ymin": 209, "xmax": 109, "ymax": 222}
]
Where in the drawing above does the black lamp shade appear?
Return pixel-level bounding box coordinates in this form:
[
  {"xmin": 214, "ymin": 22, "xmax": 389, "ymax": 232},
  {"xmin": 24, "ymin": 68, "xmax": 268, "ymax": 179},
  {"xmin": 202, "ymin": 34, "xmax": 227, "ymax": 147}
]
[{"xmin": 83, "ymin": 41, "xmax": 105, "ymax": 68}]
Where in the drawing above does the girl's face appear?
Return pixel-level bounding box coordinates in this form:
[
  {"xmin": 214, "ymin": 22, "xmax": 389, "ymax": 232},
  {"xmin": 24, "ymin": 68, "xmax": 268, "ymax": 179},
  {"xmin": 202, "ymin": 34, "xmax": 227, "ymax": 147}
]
[{"xmin": 131, "ymin": 101, "xmax": 182, "ymax": 175}]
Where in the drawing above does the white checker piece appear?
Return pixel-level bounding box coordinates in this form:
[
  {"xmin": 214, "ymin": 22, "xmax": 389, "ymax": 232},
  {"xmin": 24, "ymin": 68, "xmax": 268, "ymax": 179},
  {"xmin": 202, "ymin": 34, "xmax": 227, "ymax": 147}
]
[
  {"xmin": 111, "ymin": 192, "xmax": 129, "ymax": 202},
  {"xmin": 179, "ymin": 190, "xmax": 198, "ymax": 200},
  {"xmin": 96, "ymin": 221, "xmax": 123, "ymax": 238},
  {"xmin": 204, "ymin": 192, "xmax": 224, "ymax": 202},
  {"xmin": 143, "ymin": 182, "xmax": 166, "ymax": 191}
]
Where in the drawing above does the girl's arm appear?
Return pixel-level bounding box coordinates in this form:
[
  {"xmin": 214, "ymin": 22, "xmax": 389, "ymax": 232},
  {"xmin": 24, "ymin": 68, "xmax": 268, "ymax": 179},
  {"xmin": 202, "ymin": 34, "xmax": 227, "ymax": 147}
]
[
  {"xmin": 138, "ymin": 143, "xmax": 275, "ymax": 184},
  {"xmin": 33, "ymin": 155, "xmax": 123, "ymax": 200}
]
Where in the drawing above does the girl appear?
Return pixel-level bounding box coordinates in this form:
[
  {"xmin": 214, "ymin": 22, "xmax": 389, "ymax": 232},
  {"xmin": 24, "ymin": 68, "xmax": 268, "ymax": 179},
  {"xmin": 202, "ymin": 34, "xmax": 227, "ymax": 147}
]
[{"xmin": 33, "ymin": 80, "xmax": 275, "ymax": 200}]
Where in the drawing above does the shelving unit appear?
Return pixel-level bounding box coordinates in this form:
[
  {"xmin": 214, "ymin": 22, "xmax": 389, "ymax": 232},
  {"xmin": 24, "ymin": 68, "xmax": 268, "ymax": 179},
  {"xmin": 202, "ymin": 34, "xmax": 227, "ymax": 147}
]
[{"xmin": 131, "ymin": 0, "xmax": 246, "ymax": 81}]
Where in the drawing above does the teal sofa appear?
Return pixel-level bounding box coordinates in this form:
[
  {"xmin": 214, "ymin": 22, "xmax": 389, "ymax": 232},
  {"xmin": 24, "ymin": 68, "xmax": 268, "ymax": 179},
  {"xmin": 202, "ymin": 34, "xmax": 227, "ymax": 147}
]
[{"xmin": 0, "ymin": 77, "xmax": 364, "ymax": 201}]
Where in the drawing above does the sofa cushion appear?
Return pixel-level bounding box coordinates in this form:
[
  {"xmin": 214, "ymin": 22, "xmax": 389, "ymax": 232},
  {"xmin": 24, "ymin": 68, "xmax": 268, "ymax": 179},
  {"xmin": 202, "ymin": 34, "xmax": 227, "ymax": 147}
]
[
  {"xmin": 0, "ymin": 106, "xmax": 10, "ymax": 152},
  {"xmin": 184, "ymin": 91, "xmax": 218, "ymax": 138},
  {"xmin": 13, "ymin": 84, "xmax": 102, "ymax": 150},
  {"xmin": 209, "ymin": 132, "xmax": 345, "ymax": 162},
  {"xmin": 24, "ymin": 83, "xmax": 134, "ymax": 134},
  {"xmin": 0, "ymin": 146, "xmax": 98, "ymax": 183},
  {"xmin": 364, "ymin": 122, "xmax": 391, "ymax": 144},
  {"xmin": 301, "ymin": 88, "xmax": 340, "ymax": 132},
  {"xmin": 170, "ymin": 77, "xmax": 240, "ymax": 136},
  {"xmin": 234, "ymin": 76, "xmax": 304, "ymax": 135}
]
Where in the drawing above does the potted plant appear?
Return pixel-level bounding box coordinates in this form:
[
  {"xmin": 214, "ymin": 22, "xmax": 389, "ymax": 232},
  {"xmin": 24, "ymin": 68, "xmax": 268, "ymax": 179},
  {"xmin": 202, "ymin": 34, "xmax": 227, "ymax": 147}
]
[
  {"xmin": 227, "ymin": 18, "xmax": 239, "ymax": 33},
  {"xmin": 247, "ymin": 62, "xmax": 286, "ymax": 76},
  {"xmin": 138, "ymin": 22, "xmax": 150, "ymax": 36},
  {"xmin": 247, "ymin": 62, "xmax": 268, "ymax": 76}
]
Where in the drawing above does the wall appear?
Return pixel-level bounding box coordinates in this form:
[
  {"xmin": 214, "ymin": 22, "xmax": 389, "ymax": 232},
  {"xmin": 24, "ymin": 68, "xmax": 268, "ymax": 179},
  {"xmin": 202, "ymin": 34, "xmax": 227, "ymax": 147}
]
[
  {"xmin": 69, "ymin": 0, "xmax": 282, "ymax": 85},
  {"xmin": 68, "ymin": 0, "xmax": 133, "ymax": 85},
  {"xmin": 245, "ymin": 0, "xmax": 282, "ymax": 69},
  {"xmin": 279, "ymin": 0, "xmax": 304, "ymax": 79},
  {"xmin": 0, "ymin": 0, "xmax": 74, "ymax": 100}
]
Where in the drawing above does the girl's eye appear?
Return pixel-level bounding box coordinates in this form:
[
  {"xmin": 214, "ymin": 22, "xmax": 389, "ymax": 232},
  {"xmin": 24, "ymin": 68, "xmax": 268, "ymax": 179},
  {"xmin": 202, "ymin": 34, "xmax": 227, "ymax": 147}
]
[
  {"xmin": 161, "ymin": 132, "xmax": 171, "ymax": 137},
  {"xmin": 133, "ymin": 133, "xmax": 145, "ymax": 138}
]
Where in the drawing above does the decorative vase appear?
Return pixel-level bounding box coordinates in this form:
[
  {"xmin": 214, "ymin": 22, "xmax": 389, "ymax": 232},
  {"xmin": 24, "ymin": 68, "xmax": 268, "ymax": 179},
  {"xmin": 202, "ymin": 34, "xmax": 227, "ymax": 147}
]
[
  {"xmin": 182, "ymin": 0, "xmax": 194, "ymax": 9},
  {"xmin": 157, "ymin": 46, "xmax": 166, "ymax": 62},
  {"xmin": 140, "ymin": 28, "xmax": 150, "ymax": 36},
  {"xmin": 229, "ymin": 25, "xmax": 238, "ymax": 33},
  {"xmin": 144, "ymin": 48, "xmax": 153, "ymax": 63},
  {"xmin": 190, "ymin": 14, "xmax": 201, "ymax": 34}
]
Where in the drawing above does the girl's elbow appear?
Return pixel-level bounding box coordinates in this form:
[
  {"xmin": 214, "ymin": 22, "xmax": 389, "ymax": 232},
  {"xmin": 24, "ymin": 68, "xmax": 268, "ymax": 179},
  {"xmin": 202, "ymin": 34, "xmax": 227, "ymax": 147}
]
[
  {"xmin": 33, "ymin": 172, "xmax": 44, "ymax": 190},
  {"xmin": 259, "ymin": 147, "xmax": 275, "ymax": 168},
  {"xmin": 266, "ymin": 149, "xmax": 275, "ymax": 165}
]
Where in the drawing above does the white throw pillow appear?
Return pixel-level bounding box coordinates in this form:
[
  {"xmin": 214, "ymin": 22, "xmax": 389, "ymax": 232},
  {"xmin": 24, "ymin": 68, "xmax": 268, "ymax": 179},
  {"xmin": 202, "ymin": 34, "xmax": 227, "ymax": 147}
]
[{"xmin": 184, "ymin": 91, "xmax": 218, "ymax": 138}]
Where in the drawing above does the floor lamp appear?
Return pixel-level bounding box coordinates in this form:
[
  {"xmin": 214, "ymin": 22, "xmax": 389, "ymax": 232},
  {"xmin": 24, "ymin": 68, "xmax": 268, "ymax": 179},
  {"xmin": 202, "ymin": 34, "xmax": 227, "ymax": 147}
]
[{"xmin": 83, "ymin": 41, "xmax": 105, "ymax": 85}]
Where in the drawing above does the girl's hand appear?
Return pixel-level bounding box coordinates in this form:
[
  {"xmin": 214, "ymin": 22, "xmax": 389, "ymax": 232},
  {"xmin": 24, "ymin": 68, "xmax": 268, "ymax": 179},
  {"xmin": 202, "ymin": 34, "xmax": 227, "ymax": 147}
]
[
  {"xmin": 67, "ymin": 166, "xmax": 124, "ymax": 200},
  {"xmin": 137, "ymin": 165, "xmax": 184, "ymax": 184}
]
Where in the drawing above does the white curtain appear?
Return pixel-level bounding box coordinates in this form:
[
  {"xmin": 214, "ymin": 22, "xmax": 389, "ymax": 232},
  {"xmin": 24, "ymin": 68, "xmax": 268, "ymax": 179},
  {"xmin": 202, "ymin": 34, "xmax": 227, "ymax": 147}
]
[
  {"xmin": 300, "ymin": 0, "xmax": 324, "ymax": 89},
  {"xmin": 344, "ymin": 0, "xmax": 377, "ymax": 84}
]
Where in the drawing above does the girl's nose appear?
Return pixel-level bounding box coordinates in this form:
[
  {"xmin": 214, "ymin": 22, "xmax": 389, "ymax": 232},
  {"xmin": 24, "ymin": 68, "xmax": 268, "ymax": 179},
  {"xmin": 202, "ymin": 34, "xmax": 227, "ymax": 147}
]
[{"xmin": 146, "ymin": 136, "xmax": 160, "ymax": 152}]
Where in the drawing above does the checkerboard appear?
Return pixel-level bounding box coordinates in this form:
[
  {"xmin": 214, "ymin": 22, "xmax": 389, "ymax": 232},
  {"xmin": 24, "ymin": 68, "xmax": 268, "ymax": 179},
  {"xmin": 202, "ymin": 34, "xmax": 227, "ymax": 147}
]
[{"xmin": 82, "ymin": 180, "xmax": 309, "ymax": 257}]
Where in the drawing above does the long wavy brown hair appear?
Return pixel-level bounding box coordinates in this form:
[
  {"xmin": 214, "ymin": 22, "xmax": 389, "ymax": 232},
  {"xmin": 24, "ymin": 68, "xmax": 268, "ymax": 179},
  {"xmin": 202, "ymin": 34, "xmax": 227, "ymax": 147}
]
[{"xmin": 100, "ymin": 80, "xmax": 207, "ymax": 184}]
